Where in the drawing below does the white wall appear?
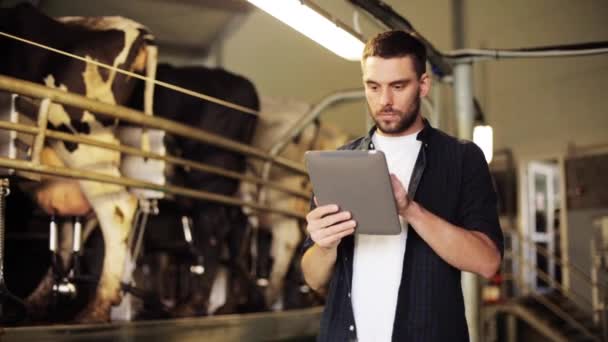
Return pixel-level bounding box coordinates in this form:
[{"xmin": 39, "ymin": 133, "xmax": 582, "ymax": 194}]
[
  {"xmin": 466, "ymin": 1, "xmax": 608, "ymax": 159},
  {"xmin": 222, "ymin": 0, "xmax": 608, "ymax": 157}
]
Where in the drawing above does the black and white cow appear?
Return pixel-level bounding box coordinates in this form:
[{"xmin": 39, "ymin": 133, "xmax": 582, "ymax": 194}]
[
  {"xmin": 130, "ymin": 63, "xmax": 261, "ymax": 317},
  {"xmin": 0, "ymin": 3, "xmax": 156, "ymax": 322}
]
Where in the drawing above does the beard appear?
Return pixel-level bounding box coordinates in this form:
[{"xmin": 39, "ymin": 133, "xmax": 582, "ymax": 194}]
[{"xmin": 370, "ymin": 93, "xmax": 421, "ymax": 135}]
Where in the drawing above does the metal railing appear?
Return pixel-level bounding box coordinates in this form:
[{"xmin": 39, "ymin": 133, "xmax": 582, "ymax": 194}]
[
  {"xmin": 0, "ymin": 74, "xmax": 313, "ymax": 219},
  {"xmin": 492, "ymin": 229, "xmax": 607, "ymax": 341}
]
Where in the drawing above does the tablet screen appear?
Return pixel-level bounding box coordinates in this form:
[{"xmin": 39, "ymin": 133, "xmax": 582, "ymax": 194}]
[{"xmin": 305, "ymin": 150, "xmax": 401, "ymax": 235}]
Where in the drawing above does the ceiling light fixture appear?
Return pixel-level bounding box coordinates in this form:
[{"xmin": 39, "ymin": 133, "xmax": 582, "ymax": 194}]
[{"xmin": 247, "ymin": 0, "xmax": 365, "ymax": 61}]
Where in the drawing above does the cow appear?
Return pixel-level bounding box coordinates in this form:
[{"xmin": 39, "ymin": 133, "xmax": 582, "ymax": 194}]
[
  {"xmin": 0, "ymin": 3, "xmax": 156, "ymax": 322},
  {"xmin": 241, "ymin": 97, "xmax": 350, "ymax": 310},
  {"xmin": 129, "ymin": 63, "xmax": 261, "ymax": 317}
]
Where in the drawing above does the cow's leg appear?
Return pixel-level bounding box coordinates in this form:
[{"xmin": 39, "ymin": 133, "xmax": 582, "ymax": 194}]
[
  {"xmin": 75, "ymin": 191, "xmax": 137, "ymax": 323},
  {"xmin": 52, "ymin": 128, "xmax": 137, "ymax": 323},
  {"xmin": 266, "ymin": 218, "xmax": 301, "ymax": 309}
]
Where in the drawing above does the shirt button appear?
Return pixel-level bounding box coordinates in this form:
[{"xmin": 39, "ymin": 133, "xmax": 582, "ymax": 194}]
[
  {"xmin": 349, "ymin": 325, "xmax": 355, "ymax": 331},
  {"xmin": 348, "ymin": 292, "xmax": 351, "ymax": 298}
]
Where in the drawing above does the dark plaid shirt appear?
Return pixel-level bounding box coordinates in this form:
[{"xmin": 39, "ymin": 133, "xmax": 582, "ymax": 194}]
[{"xmin": 302, "ymin": 120, "xmax": 504, "ymax": 341}]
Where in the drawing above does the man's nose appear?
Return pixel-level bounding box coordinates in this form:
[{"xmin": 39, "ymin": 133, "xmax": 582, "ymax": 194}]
[{"xmin": 380, "ymin": 88, "xmax": 393, "ymax": 106}]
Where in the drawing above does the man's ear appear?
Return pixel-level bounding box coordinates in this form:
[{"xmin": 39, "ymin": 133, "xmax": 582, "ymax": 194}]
[{"xmin": 419, "ymin": 73, "xmax": 431, "ymax": 98}]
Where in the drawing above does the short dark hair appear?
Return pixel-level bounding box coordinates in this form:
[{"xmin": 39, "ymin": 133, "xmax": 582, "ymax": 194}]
[{"xmin": 362, "ymin": 30, "xmax": 427, "ymax": 77}]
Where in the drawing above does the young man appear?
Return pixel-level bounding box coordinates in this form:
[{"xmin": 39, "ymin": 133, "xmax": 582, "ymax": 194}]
[{"xmin": 300, "ymin": 30, "xmax": 503, "ymax": 341}]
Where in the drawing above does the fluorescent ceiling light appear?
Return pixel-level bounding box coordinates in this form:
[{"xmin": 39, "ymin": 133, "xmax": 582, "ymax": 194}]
[
  {"xmin": 247, "ymin": 0, "xmax": 365, "ymax": 61},
  {"xmin": 473, "ymin": 124, "xmax": 493, "ymax": 164}
]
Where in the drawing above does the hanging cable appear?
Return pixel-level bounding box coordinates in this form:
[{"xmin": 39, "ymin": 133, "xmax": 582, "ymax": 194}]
[{"xmin": 0, "ymin": 31, "xmax": 259, "ymax": 116}]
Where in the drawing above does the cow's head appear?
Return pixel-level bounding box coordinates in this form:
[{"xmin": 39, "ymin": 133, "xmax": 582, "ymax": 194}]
[{"xmin": 0, "ymin": 3, "xmax": 155, "ymax": 154}]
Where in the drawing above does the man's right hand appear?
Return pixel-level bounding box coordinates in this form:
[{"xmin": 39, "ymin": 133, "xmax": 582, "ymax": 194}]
[{"xmin": 305, "ymin": 203, "xmax": 356, "ymax": 250}]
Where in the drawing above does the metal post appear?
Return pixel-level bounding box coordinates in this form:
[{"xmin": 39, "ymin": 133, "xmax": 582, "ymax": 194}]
[
  {"xmin": 453, "ymin": 61, "xmax": 475, "ymax": 140},
  {"xmin": 453, "ymin": 60, "xmax": 479, "ymax": 342},
  {"xmin": 0, "ymin": 178, "xmax": 9, "ymax": 318},
  {"xmin": 0, "ymin": 178, "xmax": 26, "ymax": 323},
  {"xmin": 431, "ymin": 80, "xmax": 441, "ymax": 129},
  {"xmin": 591, "ymin": 241, "xmax": 600, "ymax": 324},
  {"xmin": 507, "ymin": 314, "xmax": 518, "ymax": 342},
  {"xmin": 30, "ymin": 98, "xmax": 50, "ymax": 165},
  {"xmin": 0, "ymin": 178, "xmax": 9, "ymax": 287}
]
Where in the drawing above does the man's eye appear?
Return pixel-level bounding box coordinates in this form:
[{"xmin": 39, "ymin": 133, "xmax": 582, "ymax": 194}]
[{"xmin": 393, "ymin": 84, "xmax": 404, "ymax": 90}]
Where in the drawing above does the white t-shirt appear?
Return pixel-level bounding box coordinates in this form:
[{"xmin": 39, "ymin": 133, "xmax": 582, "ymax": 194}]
[{"xmin": 351, "ymin": 130, "xmax": 421, "ymax": 342}]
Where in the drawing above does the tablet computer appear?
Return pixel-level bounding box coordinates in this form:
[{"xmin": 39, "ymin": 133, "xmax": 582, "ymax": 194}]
[{"xmin": 304, "ymin": 150, "xmax": 401, "ymax": 235}]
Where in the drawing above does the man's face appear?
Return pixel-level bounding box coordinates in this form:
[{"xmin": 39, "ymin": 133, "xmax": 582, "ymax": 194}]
[{"xmin": 362, "ymin": 56, "xmax": 430, "ymax": 136}]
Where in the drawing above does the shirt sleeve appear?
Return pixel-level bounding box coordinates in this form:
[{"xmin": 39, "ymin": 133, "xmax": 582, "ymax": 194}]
[{"xmin": 459, "ymin": 143, "xmax": 504, "ymax": 258}]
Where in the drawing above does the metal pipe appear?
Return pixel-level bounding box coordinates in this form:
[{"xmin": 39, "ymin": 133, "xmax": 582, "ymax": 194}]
[
  {"xmin": 72, "ymin": 217, "xmax": 82, "ymax": 253},
  {"xmin": 592, "ymin": 241, "xmax": 600, "ymax": 324},
  {"xmin": 49, "ymin": 215, "xmax": 58, "ymax": 253},
  {"xmin": 182, "ymin": 216, "xmax": 194, "ymax": 244},
  {"xmin": 453, "ymin": 61, "xmax": 475, "ymax": 140},
  {"xmin": 0, "ymin": 75, "xmax": 306, "ymax": 175},
  {"xmin": 261, "ymin": 89, "xmax": 365, "ymax": 185},
  {"xmin": 347, "ymin": 0, "xmax": 453, "ymax": 79},
  {"xmin": 268, "ymin": 89, "xmax": 364, "ymax": 158},
  {"xmin": 0, "ymin": 156, "xmax": 306, "ymax": 220},
  {"xmin": 430, "ymin": 83, "xmax": 441, "ymax": 129},
  {"xmin": 0, "ymin": 178, "xmax": 9, "ymax": 284},
  {"xmin": 30, "ymin": 98, "xmax": 50, "ymax": 165},
  {"xmin": 453, "ymin": 59, "xmax": 478, "ymax": 342},
  {"xmin": 0, "ymin": 120, "xmax": 310, "ymax": 200}
]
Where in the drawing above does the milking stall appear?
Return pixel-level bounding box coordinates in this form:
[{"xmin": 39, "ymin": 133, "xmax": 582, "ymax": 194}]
[{"xmin": 0, "ymin": 1, "xmax": 607, "ymax": 341}]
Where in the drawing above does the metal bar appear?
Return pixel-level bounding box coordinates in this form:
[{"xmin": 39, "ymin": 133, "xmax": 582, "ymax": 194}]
[
  {"xmin": 453, "ymin": 61, "xmax": 475, "ymax": 140},
  {"xmin": 514, "ymin": 230, "xmax": 594, "ymax": 287},
  {"xmin": 430, "ymin": 82, "xmax": 441, "ymax": 129},
  {"xmin": 484, "ymin": 304, "xmax": 568, "ymax": 342},
  {"xmin": 261, "ymin": 89, "xmax": 365, "ymax": 187},
  {"xmin": 591, "ymin": 241, "xmax": 600, "ymax": 324},
  {"xmin": 0, "ymin": 157, "xmax": 306, "ymax": 220},
  {"xmin": 513, "ymin": 234, "xmax": 594, "ymax": 308},
  {"xmin": 30, "ymin": 97, "xmax": 50, "ymax": 164},
  {"xmin": 0, "ymin": 306, "xmax": 323, "ymax": 342},
  {"xmin": 267, "ymin": 89, "xmax": 364, "ymax": 159},
  {"xmin": 0, "ymin": 75, "xmax": 306, "ymax": 175},
  {"xmin": 0, "ymin": 178, "xmax": 8, "ymax": 285},
  {"xmin": 453, "ymin": 60, "xmax": 478, "ymax": 342},
  {"xmin": 0, "ymin": 119, "xmax": 311, "ymax": 200},
  {"xmin": 557, "ymin": 156, "xmax": 570, "ymax": 292}
]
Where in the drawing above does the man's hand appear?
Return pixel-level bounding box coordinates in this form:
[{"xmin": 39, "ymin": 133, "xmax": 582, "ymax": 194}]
[
  {"xmin": 390, "ymin": 173, "xmax": 412, "ymax": 217},
  {"xmin": 305, "ymin": 201, "xmax": 356, "ymax": 250},
  {"xmin": 302, "ymin": 200, "xmax": 356, "ymax": 292}
]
